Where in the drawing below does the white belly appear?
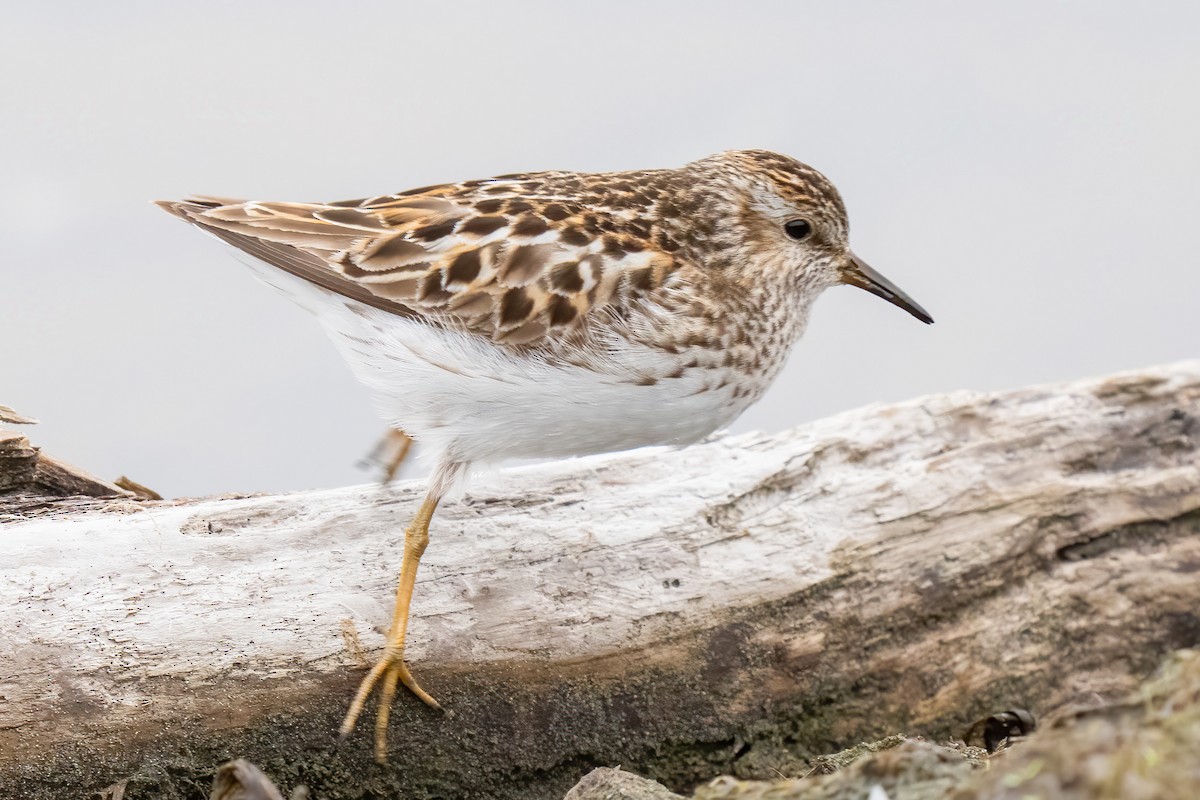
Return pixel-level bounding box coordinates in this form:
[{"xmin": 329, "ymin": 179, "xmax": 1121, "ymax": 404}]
[
  {"xmin": 317, "ymin": 299, "xmax": 747, "ymax": 465},
  {"xmin": 234, "ymin": 253, "xmax": 765, "ymax": 466}
]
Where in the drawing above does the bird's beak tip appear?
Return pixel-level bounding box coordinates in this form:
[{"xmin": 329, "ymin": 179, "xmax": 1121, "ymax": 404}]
[{"xmin": 843, "ymin": 252, "xmax": 934, "ymax": 325}]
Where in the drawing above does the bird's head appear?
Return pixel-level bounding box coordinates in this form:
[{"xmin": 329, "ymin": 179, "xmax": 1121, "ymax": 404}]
[{"xmin": 683, "ymin": 150, "xmax": 933, "ymax": 325}]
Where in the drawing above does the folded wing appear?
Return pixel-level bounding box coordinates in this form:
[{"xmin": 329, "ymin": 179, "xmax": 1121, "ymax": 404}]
[{"xmin": 159, "ymin": 182, "xmax": 678, "ymax": 346}]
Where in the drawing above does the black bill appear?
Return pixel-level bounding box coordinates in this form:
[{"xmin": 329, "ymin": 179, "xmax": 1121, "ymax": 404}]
[{"xmin": 842, "ymin": 252, "xmax": 934, "ymax": 324}]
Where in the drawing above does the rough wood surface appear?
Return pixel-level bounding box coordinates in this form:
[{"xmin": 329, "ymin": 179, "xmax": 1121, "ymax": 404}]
[
  {"xmin": 0, "ymin": 424, "xmax": 133, "ymax": 498},
  {"xmin": 0, "ymin": 404, "xmax": 39, "ymax": 425},
  {"xmin": 2, "ymin": 363, "xmax": 1198, "ymax": 800}
]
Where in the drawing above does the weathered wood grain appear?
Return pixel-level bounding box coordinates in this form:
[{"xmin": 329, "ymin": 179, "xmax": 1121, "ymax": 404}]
[{"xmin": 2, "ymin": 363, "xmax": 1198, "ymax": 800}]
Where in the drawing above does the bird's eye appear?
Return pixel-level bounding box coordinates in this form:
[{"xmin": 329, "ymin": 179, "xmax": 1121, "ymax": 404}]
[{"xmin": 784, "ymin": 219, "xmax": 813, "ymax": 241}]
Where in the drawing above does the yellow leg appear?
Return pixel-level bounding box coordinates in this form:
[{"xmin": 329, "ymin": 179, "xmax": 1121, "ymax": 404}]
[
  {"xmin": 381, "ymin": 429, "xmax": 413, "ymax": 484},
  {"xmin": 340, "ymin": 491, "xmax": 442, "ymax": 761},
  {"xmin": 359, "ymin": 428, "xmax": 414, "ymax": 484}
]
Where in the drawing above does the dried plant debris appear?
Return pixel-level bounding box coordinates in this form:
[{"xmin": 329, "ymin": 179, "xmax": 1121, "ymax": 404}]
[
  {"xmin": 564, "ymin": 767, "xmax": 687, "ymax": 800},
  {"xmin": 114, "ymin": 475, "xmax": 164, "ymax": 501},
  {"xmin": 94, "ymin": 778, "xmax": 129, "ymax": 800},
  {"xmin": 209, "ymin": 759, "xmax": 287, "ymax": 800},
  {"xmin": 800, "ymin": 734, "xmax": 915, "ymax": 776},
  {"xmin": 694, "ymin": 738, "xmax": 985, "ymax": 800},
  {"xmin": 0, "ymin": 404, "xmax": 38, "ymax": 425}
]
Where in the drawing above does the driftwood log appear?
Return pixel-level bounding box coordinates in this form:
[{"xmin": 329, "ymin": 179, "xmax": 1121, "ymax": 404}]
[{"xmin": 2, "ymin": 363, "xmax": 1199, "ymax": 799}]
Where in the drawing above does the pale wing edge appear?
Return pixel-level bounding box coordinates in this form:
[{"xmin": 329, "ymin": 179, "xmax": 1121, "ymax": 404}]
[{"xmin": 157, "ymin": 198, "xmax": 425, "ymax": 321}]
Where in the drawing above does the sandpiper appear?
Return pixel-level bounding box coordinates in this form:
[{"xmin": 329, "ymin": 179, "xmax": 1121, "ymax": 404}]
[{"xmin": 159, "ymin": 149, "xmax": 932, "ymax": 760}]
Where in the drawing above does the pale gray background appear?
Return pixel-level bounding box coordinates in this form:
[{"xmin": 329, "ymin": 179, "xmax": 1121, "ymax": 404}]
[{"xmin": 3, "ymin": 2, "xmax": 1198, "ymax": 497}]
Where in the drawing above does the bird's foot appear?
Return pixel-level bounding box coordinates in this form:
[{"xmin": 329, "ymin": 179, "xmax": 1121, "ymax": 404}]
[{"xmin": 340, "ymin": 644, "xmax": 440, "ymax": 762}]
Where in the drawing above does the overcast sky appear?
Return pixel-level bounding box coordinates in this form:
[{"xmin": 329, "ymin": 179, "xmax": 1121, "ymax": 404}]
[{"xmin": 3, "ymin": 2, "xmax": 1198, "ymax": 498}]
